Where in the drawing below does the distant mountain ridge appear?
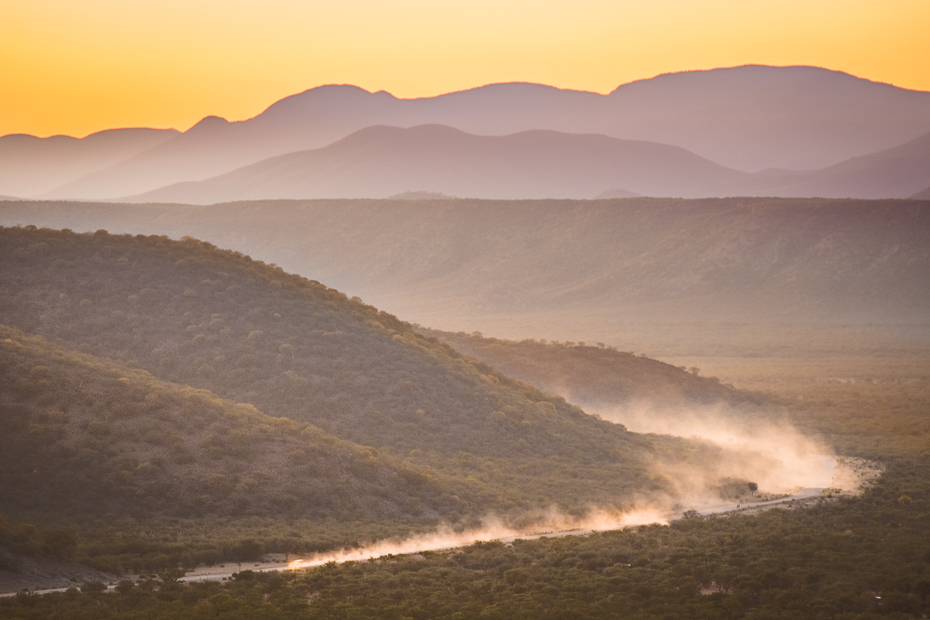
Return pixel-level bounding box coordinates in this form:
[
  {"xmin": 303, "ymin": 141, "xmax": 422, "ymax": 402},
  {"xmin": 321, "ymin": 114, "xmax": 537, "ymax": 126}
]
[
  {"xmin": 124, "ymin": 125, "xmax": 748, "ymax": 203},
  {"xmin": 911, "ymin": 185, "xmax": 930, "ymax": 200},
  {"xmin": 3, "ymin": 198, "xmax": 927, "ymax": 338},
  {"xmin": 120, "ymin": 125, "xmax": 930, "ymax": 203},
  {"xmin": 0, "ymin": 127, "xmax": 178, "ymax": 198},
  {"xmin": 6, "ymin": 65, "xmax": 930, "ymax": 200},
  {"xmin": 727, "ymin": 130, "xmax": 930, "ymax": 199}
]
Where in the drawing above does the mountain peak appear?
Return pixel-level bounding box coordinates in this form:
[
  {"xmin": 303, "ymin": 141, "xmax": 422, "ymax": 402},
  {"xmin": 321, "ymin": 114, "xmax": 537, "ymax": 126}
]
[
  {"xmin": 608, "ymin": 64, "xmax": 920, "ymax": 97},
  {"xmin": 186, "ymin": 115, "xmax": 230, "ymax": 133},
  {"xmin": 256, "ymin": 84, "xmax": 395, "ymax": 119}
]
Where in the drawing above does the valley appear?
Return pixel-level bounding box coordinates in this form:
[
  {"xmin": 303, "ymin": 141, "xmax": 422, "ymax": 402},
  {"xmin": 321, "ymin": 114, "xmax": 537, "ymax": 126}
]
[
  {"xmin": 0, "ymin": 210, "xmax": 927, "ymax": 618},
  {"xmin": 1, "ymin": 72, "xmax": 928, "ymax": 613},
  {"xmin": 0, "ymin": 216, "xmax": 926, "ymax": 617},
  {"xmin": 4, "ymin": 0, "xmax": 929, "ymax": 611}
]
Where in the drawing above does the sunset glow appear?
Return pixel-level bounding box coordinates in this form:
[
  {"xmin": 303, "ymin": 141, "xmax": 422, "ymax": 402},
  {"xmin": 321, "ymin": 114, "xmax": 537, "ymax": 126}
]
[{"xmin": 2, "ymin": 0, "xmax": 928, "ymax": 138}]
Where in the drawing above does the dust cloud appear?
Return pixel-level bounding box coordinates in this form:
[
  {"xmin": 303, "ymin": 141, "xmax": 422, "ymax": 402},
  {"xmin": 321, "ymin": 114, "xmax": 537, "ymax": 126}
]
[
  {"xmin": 286, "ymin": 404, "xmax": 856, "ymax": 572},
  {"xmin": 588, "ymin": 401, "xmax": 854, "ymax": 502},
  {"xmin": 287, "ymin": 508, "xmax": 668, "ymax": 570}
]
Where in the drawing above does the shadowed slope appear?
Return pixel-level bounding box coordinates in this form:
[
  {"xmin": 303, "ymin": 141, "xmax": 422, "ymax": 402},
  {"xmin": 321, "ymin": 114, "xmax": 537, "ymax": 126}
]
[
  {"xmin": 0, "ymin": 226, "xmax": 734, "ymax": 516},
  {"xmin": 0, "ymin": 324, "xmax": 456, "ymax": 523}
]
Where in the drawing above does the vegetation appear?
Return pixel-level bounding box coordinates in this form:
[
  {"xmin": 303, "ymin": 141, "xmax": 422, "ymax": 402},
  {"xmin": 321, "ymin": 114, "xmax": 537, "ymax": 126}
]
[
  {"xmin": 0, "ymin": 324, "xmax": 457, "ymax": 515},
  {"xmin": 0, "ymin": 226, "xmax": 749, "ymax": 571},
  {"xmin": 0, "ymin": 323, "xmax": 485, "ymax": 572},
  {"xmin": 660, "ymin": 355, "xmax": 930, "ymax": 458},
  {"xmin": 0, "ymin": 225, "xmax": 634, "ymax": 462},
  {"xmin": 1, "ymin": 457, "xmax": 927, "ymax": 618},
  {"xmin": 2, "ymin": 223, "xmax": 927, "ymax": 616},
  {"xmin": 422, "ymin": 329, "xmax": 764, "ymax": 409},
  {"xmin": 2, "ymin": 197, "xmax": 927, "ymax": 356}
]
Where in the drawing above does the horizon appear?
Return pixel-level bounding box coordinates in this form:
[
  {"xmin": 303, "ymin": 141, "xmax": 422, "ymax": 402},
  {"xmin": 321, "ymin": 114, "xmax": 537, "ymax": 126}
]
[
  {"xmin": 4, "ymin": 64, "xmax": 929, "ymax": 141},
  {"xmin": 3, "ymin": 0, "xmax": 928, "ymax": 138}
]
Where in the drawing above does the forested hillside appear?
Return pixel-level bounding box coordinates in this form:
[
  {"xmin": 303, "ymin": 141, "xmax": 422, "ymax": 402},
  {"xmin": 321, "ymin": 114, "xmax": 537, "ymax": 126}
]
[
  {"xmin": 2, "ymin": 198, "xmax": 926, "ymax": 356},
  {"xmin": 424, "ymin": 330, "xmax": 763, "ymax": 409},
  {"xmin": 0, "ymin": 324, "xmax": 457, "ymax": 523},
  {"xmin": 2, "ymin": 458, "xmax": 926, "ymax": 617},
  {"xmin": 0, "ymin": 226, "xmax": 750, "ymax": 528}
]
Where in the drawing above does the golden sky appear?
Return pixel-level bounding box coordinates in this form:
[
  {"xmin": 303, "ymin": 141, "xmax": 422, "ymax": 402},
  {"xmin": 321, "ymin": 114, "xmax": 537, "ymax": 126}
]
[{"xmin": 2, "ymin": 0, "xmax": 928, "ymax": 138}]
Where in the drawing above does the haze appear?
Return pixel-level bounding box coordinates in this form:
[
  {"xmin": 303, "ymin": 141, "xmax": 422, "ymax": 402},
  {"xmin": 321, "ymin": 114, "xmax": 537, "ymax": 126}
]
[{"xmin": 1, "ymin": 0, "xmax": 928, "ymax": 614}]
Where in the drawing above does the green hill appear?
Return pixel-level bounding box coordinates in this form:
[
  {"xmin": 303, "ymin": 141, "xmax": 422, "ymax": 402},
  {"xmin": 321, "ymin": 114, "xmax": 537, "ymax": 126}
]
[
  {"xmin": 0, "ymin": 324, "xmax": 456, "ymax": 524},
  {"xmin": 423, "ymin": 329, "xmax": 764, "ymax": 409},
  {"xmin": 0, "ymin": 226, "xmax": 742, "ymax": 527},
  {"xmin": 2, "ymin": 197, "xmax": 927, "ymax": 357}
]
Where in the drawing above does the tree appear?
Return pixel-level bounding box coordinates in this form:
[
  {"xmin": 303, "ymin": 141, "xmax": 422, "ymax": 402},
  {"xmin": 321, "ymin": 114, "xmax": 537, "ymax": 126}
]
[{"xmin": 748, "ymin": 482, "xmax": 758, "ymax": 497}]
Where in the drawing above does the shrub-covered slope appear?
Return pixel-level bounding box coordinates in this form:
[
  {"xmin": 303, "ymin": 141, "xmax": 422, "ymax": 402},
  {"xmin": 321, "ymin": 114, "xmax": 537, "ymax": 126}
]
[
  {"xmin": 0, "ymin": 324, "xmax": 457, "ymax": 523},
  {"xmin": 3, "ymin": 198, "xmax": 926, "ymax": 337},
  {"xmin": 0, "ymin": 226, "xmax": 727, "ymax": 515},
  {"xmin": 423, "ymin": 330, "xmax": 764, "ymax": 409}
]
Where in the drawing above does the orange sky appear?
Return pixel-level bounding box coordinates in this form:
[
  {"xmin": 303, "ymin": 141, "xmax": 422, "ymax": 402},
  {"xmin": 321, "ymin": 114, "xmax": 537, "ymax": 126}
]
[{"xmin": 2, "ymin": 0, "xmax": 928, "ymax": 138}]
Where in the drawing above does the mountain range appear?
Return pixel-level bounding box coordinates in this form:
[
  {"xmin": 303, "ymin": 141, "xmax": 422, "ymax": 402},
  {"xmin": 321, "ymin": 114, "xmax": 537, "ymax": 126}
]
[
  {"xmin": 0, "ymin": 128, "xmax": 178, "ymax": 198},
  {"xmin": 124, "ymin": 125, "xmax": 746, "ymax": 202},
  {"xmin": 2, "ymin": 197, "xmax": 927, "ymax": 355},
  {"xmin": 5, "ymin": 65, "xmax": 930, "ymax": 201},
  {"xmin": 123, "ymin": 125, "xmax": 930, "ymax": 203}
]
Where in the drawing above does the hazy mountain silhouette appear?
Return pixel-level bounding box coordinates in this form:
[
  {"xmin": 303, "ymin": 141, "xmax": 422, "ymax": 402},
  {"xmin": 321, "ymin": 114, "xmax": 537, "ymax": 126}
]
[
  {"xmin": 600, "ymin": 65, "xmax": 930, "ymax": 171},
  {"xmin": 722, "ymin": 131, "xmax": 930, "ymax": 198},
  {"xmin": 122, "ymin": 125, "xmax": 748, "ymax": 203},
  {"xmin": 122, "ymin": 124, "xmax": 930, "ymax": 203},
  {"xmin": 910, "ymin": 185, "xmax": 930, "ymax": 199},
  {"xmin": 24, "ymin": 65, "xmax": 930, "ymax": 200},
  {"xmin": 0, "ymin": 128, "xmax": 178, "ymax": 198}
]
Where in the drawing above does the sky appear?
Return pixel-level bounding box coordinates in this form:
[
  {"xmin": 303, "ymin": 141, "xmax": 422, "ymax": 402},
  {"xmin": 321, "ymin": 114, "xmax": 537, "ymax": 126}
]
[{"xmin": 2, "ymin": 0, "xmax": 929, "ymax": 138}]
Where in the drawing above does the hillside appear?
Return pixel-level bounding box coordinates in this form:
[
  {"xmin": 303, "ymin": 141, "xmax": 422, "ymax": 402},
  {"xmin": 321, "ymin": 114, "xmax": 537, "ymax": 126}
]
[
  {"xmin": 16, "ymin": 65, "xmax": 930, "ymax": 200},
  {"xmin": 0, "ymin": 324, "xmax": 456, "ymax": 524},
  {"xmin": 422, "ymin": 330, "xmax": 763, "ymax": 410},
  {"xmin": 912, "ymin": 185, "xmax": 930, "ymax": 200},
  {"xmin": 123, "ymin": 125, "xmax": 747, "ymax": 203},
  {"xmin": 0, "ymin": 226, "xmax": 752, "ymax": 522},
  {"xmin": 2, "ymin": 198, "xmax": 926, "ymax": 355}
]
